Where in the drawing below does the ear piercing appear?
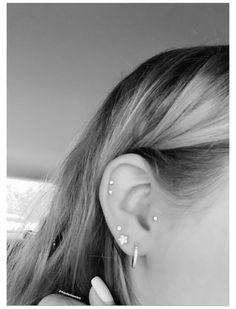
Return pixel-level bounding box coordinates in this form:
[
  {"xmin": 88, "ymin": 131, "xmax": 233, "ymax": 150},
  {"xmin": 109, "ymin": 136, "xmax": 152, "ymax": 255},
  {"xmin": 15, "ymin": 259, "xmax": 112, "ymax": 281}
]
[
  {"xmin": 109, "ymin": 179, "xmax": 157, "ymax": 268},
  {"xmin": 115, "ymin": 224, "xmax": 138, "ymax": 268},
  {"xmin": 116, "ymin": 225, "xmax": 128, "ymax": 245},
  {"xmin": 131, "ymin": 243, "xmax": 139, "ymax": 268},
  {"xmin": 108, "ymin": 179, "xmax": 158, "ymax": 223},
  {"xmin": 118, "ymin": 234, "xmax": 128, "ymax": 245},
  {"xmin": 117, "ymin": 228, "xmax": 139, "ymax": 267},
  {"xmin": 108, "ymin": 179, "xmax": 114, "ymax": 195}
]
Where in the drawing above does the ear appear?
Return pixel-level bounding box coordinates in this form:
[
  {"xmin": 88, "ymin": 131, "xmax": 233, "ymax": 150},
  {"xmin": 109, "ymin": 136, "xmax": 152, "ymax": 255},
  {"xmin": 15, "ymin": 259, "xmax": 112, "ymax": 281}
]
[{"xmin": 99, "ymin": 153, "xmax": 159, "ymax": 259}]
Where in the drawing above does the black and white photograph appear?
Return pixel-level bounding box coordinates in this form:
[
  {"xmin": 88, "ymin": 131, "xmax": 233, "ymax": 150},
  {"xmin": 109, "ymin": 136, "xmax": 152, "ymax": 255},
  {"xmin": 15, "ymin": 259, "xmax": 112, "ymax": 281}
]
[{"xmin": 6, "ymin": 2, "xmax": 229, "ymax": 306}]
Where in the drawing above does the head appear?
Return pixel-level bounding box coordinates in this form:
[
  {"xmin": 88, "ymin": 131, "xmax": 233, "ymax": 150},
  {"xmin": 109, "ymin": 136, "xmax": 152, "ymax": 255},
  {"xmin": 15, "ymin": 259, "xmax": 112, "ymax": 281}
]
[{"xmin": 8, "ymin": 45, "xmax": 229, "ymax": 305}]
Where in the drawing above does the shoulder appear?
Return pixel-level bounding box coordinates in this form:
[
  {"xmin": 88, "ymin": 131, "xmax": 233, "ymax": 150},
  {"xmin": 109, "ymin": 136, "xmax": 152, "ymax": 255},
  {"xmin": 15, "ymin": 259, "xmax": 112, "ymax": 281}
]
[{"xmin": 38, "ymin": 293, "xmax": 86, "ymax": 306}]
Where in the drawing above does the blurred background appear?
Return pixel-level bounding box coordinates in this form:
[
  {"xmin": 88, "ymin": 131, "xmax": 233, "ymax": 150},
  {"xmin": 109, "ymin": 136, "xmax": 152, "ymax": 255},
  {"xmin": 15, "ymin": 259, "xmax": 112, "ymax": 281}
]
[{"xmin": 7, "ymin": 3, "xmax": 229, "ymax": 238}]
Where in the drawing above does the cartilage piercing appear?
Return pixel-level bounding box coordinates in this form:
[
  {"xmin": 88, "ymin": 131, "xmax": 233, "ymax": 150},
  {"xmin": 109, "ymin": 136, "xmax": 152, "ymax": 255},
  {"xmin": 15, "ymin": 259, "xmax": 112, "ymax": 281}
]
[
  {"xmin": 152, "ymin": 216, "xmax": 158, "ymax": 222},
  {"xmin": 116, "ymin": 225, "xmax": 122, "ymax": 231},
  {"xmin": 108, "ymin": 179, "xmax": 114, "ymax": 195}
]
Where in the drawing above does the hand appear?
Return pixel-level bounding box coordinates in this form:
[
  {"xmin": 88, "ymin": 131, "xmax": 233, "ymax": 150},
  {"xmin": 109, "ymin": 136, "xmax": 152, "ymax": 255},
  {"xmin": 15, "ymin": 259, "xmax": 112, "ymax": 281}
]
[
  {"xmin": 89, "ymin": 276, "xmax": 115, "ymax": 305},
  {"xmin": 38, "ymin": 276, "xmax": 115, "ymax": 306}
]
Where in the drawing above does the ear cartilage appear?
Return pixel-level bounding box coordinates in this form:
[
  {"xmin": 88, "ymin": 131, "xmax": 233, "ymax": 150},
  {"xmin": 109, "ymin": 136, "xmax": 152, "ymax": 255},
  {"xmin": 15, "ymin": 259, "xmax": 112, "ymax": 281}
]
[
  {"xmin": 118, "ymin": 234, "xmax": 128, "ymax": 245},
  {"xmin": 116, "ymin": 225, "xmax": 122, "ymax": 231},
  {"xmin": 152, "ymin": 216, "xmax": 158, "ymax": 222}
]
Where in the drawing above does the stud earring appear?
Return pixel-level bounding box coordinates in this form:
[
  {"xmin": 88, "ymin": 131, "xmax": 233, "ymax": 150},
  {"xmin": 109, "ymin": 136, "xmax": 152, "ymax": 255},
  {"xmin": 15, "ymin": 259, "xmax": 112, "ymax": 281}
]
[
  {"xmin": 131, "ymin": 242, "xmax": 139, "ymax": 268},
  {"xmin": 116, "ymin": 225, "xmax": 122, "ymax": 231},
  {"xmin": 108, "ymin": 179, "xmax": 114, "ymax": 195},
  {"xmin": 118, "ymin": 234, "xmax": 128, "ymax": 245},
  {"xmin": 152, "ymin": 215, "xmax": 158, "ymax": 222}
]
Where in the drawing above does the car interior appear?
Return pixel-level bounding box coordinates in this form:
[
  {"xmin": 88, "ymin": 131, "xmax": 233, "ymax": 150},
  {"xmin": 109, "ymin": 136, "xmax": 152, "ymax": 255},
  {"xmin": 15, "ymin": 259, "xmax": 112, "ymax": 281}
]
[{"xmin": 7, "ymin": 3, "xmax": 229, "ymax": 252}]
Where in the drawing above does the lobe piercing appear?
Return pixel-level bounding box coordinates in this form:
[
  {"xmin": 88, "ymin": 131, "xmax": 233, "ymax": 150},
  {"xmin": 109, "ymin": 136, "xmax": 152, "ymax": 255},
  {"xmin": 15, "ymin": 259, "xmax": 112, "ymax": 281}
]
[
  {"xmin": 118, "ymin": 234, "xmax": 128, "ymax": 245},
  {"xmin": 108, "ymin": 179, "xmax": 114, "ymax": 195}
]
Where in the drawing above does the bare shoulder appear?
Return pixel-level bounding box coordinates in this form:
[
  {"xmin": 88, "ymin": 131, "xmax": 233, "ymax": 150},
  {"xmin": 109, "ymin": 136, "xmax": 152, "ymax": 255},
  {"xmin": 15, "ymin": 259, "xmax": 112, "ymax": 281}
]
[{"xmin": 38, "ymin": 293, "xmax": 86, "ymax": 306}]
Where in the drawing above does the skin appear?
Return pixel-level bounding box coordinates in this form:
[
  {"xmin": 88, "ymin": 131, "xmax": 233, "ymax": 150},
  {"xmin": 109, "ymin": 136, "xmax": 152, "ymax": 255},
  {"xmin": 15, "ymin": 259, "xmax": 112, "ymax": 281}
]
[
  {"xmin": 38, "ymin": 155, "xmax": 229, "ymax": 306},
  {"xmin": 130, "ymin": 174, "xmax": 229, "ymax": 305}
]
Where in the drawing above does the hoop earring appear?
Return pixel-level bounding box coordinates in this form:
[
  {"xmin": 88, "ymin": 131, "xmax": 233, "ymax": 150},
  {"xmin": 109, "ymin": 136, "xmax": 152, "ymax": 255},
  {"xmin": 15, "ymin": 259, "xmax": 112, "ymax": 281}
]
[{"xmin": 131, "ymin": 243, "xmax": 139, "ymax": 268}]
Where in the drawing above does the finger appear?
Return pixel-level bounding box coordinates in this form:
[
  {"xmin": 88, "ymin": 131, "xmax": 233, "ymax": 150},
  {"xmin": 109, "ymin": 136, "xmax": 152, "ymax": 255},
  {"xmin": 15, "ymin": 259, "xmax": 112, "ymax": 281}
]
[
  {"xmin": 89, "ymin": 276, "xmax": 115, "ymax": 305},
  {"xmin": 89, "ymin": 286, "xmax": 106, "ymax": 306}
]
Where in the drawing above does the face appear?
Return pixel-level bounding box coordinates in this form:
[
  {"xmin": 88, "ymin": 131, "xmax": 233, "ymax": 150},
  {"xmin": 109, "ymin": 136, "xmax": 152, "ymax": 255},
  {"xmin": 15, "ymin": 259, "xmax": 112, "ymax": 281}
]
[{"xmin": 131, "ymin": 174, "xmax": 229, "ymax": 305}]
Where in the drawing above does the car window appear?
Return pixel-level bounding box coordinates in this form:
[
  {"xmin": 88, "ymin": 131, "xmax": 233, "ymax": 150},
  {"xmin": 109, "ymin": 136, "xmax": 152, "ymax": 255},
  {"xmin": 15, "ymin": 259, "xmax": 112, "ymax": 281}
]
[{"xmin": 7, "ymin": 178, "xmax": 52, "ymax": 242}]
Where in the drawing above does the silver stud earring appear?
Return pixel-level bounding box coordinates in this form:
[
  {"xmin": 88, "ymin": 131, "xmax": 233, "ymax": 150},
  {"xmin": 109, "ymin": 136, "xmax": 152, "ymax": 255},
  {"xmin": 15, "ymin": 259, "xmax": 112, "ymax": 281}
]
[
  {"xmin": 116, "ymin": 225, "xmax": 122, "ymax": 231},
  {"xmin": 118, "ymin": 234, "xmax": 128, "ymax": 245},
  {"xmin": 152, "ymin": 215, "xmax": 158, "ymax": 222},
  {"xmin": 131, "ymin": 242, "xmax": 139, "ymax": 268},
  {"xmin": 108, "ymin": 179, "xmax": 114, "ymax": 195}
]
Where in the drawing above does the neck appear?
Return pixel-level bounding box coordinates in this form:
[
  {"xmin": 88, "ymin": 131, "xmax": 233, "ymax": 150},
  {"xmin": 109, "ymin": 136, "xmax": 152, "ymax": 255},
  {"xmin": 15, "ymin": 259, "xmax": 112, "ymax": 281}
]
[{"xmin": 129, "ymin": 254, "xmax": 156, "ymax": 305}]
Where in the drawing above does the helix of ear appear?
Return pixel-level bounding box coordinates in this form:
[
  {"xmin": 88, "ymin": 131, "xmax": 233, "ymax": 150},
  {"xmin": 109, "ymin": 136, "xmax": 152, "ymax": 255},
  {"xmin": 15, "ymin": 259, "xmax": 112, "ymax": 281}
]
[{"xmin": 107, "ymin": 179, "xmax": 158, "ymax": 268}]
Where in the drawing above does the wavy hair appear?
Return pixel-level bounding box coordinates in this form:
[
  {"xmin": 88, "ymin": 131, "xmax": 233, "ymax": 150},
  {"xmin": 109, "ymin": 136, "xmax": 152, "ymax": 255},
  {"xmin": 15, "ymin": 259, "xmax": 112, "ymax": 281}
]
[{"xmin": 7, "ymin": 45, "xmax": 229, "ymax": 305}]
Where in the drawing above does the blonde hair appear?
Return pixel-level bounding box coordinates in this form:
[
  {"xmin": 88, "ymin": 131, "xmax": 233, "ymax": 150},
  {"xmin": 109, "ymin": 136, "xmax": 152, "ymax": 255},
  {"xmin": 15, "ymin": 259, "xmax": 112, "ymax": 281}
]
[{"xmin": 7, "ymin": 45, "xmax": 229, "ymax": 305}]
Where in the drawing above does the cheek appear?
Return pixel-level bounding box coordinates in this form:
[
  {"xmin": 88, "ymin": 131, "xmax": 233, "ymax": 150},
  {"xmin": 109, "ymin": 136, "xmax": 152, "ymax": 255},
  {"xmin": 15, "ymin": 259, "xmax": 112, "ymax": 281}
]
[
  {"xmin": 175, "ymin": 199, "xmax": 227, "ymax": 262},
  {"xmin": 176, "ymin": 212, "xmax": 229, "ymax": 282},
  {"xmin": 153, "ymin": 203, "xmax": 229, "ymax": 304}
]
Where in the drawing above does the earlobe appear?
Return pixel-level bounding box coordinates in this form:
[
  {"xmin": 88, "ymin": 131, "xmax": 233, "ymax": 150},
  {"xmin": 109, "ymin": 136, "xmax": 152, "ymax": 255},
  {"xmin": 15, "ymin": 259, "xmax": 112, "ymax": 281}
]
[{"xmin": 99, "ymin": 154, "xmax": 159, "ymax": 265}]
